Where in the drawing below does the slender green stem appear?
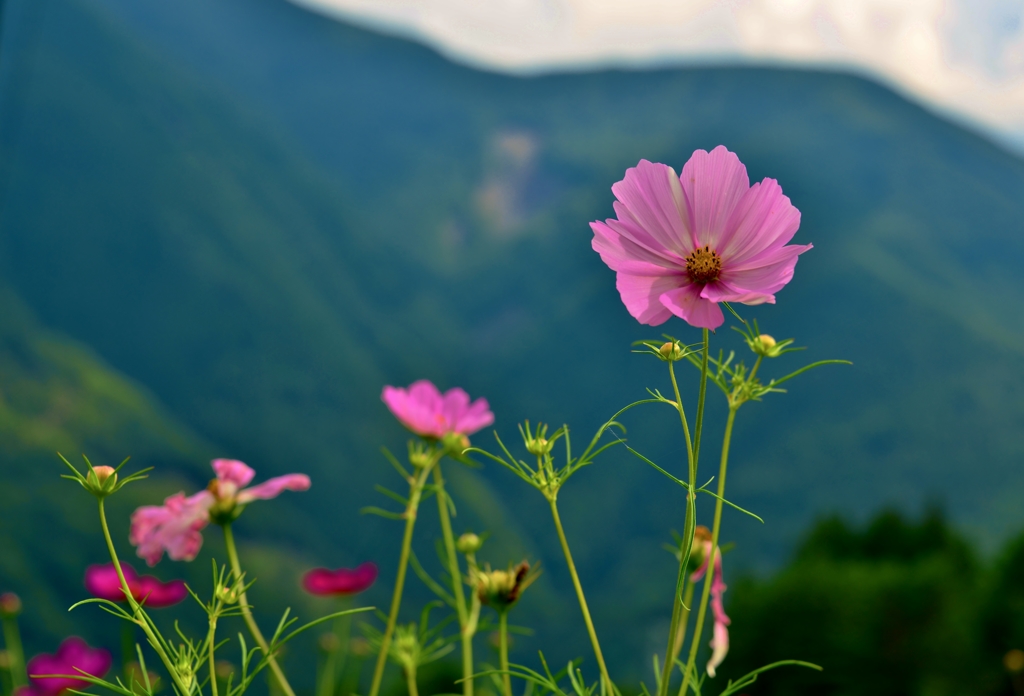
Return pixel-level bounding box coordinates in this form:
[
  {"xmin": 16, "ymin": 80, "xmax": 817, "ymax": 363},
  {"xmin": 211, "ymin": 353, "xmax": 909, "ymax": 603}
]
[
  {"xmin": 207, "ymin": 616, "xmax": 219, "ymax": 696},
  {"xmin": 658, "ymin": 330, "xmax": 708, "ymax": 696},
  {"xmin": 670, "ymin": 579, "xmax": 696, "ymax": 670},
  {"xmin": 432, "ymin": 463, "xmax": 474, "ymax": 696},
  {"xmin": 317, "ymin": 644, "xmax": 338, "ymax": 696},
  {"xmin": 404, "ymin": 665, "xmax": 419, "ymax": 696},
  {"xmin": 97, "ymin": 499, "xmax": 193, "ymax": 696},
  {"xmin": 1, "ymin": 615, "xmax": 26, "ymax": 689},
  {"xmin": 368, "ymin": 462, "xmax": 436, "ymax": 696},
  {"xmin": 222, "ymin": 523, "xmax": 296, "ymax": 696},
  {"xmin": 681, "ymin": 407, "xmax": 737, "ymax": 694},
  {"xmin": 548, "ymin": 497, "xmax": 613, "ymax": 692},
  {"xmin": 498, "ymin": 611, "xmax": 512, "ymax": 696}
]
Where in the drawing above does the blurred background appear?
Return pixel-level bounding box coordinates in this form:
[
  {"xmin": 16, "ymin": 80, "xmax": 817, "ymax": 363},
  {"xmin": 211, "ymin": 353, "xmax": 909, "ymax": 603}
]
[{"xmin": 1, "ymin": 0, "xmax": 1024, "ymax": 694}]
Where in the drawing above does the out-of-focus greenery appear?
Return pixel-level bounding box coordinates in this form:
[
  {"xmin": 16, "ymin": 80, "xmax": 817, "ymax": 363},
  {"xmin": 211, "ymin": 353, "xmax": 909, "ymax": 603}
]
[
  {"xmin": 723, "ymin": 508, "xmax": 1024, "ymax": 696},
  {"xmin": 1, "ymin": 0, "xmax": 1024, "ymax": 684}
]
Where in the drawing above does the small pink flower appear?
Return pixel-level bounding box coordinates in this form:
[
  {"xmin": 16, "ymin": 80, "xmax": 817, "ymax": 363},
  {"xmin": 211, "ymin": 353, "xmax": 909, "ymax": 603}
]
[
  {"xmin": 691, "ymin": 539, "xmax": 731, "ymax": 678},
  {"xmin": 130, "ymin": 460, "xmax": 310, "ymax": 566},
  {"xmin": 24, "ymin": 637, "xmax": 112, "ymax": 696},
  {"xmin": 382, "ymin": 380, "xmax": 494, "ymax": 438},
  {"xmin": 84, "ymin": 563, "xmax": 187, "ymax": 608},
  {"xmin": 591, "ymin": 146, "xmax": 811, "ymax": 330},
  {"xmin": 302, "ymin": 562, "xmax": 378, "ymax": 596}
]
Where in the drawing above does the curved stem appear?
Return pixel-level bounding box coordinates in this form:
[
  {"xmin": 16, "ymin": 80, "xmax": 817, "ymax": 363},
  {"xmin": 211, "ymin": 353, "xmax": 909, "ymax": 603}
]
[
  {"xmin": 681, "ymin": 407, "xmax": 737, "ymax": 694},
  {"xmin": 548, "ymin": 497, "xmax": 613, "ymax": 692},
  {"xmin": 498, "ymin": 610, "xmax": 512, "ymax": 696},
  {"xmin": 98, "ymin": 500, "xmax": 193, "ymax": 696},
  {"xmin": 222, "ymin": 523, "xmax": 296, "ymax": 696},
  {"xmin": 1, "ymin": 615, "xmax": 26, "ymax": 689},
  {"xmin": 670, "ymin": 579, "xmax": 696, "ymax": 669},
  {"xmin": 433, "ymin": 463, "xmax": 473, "ymax": 696},
  {"xmin": 368, "ymin": 463, "xmax": 435, "ymax": 696}
]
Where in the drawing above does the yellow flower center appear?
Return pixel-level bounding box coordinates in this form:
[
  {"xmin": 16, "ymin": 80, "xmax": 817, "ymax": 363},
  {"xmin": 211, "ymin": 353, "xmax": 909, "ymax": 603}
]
[{"xmin": 685, "ymin": 245, "xmax": 722, "ymax": 284}]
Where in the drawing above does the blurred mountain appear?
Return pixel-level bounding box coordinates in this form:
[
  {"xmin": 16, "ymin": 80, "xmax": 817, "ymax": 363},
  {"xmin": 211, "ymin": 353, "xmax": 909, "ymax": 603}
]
[{"xmin": 1, "ymin": 0, "xmax": 1024, "ymax": 683}]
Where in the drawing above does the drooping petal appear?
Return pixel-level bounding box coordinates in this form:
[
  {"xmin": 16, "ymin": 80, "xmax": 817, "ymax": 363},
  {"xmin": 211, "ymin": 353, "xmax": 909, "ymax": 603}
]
[
  {"xmin": 706, "ymin": 618, "xmax": 730, "ymax": 678},
  {"xmin": 699, "ymin": 279, "xmax": 775, "ymax": 306},
  {"xmin": 212, "ymin": 459, "xmax": 256, "ymax": 488},
  {"xmin": 26, "ymin": 637, "xmax": 111, "ymax": 696},
  {"xmin": 615, "ymin": 272, "xmax": 681, "ymax": 326},
  {"xmin": 717, "ymin": 178, "xmax": 802, "ymax": 265},
  {"xmin": 133, "ymin": 574, "xmax": 188, "ymax": 608},
  {"xmin": 659, "ymin": 285, "xmax": 725, "ymax": 330},
  {"xmin": 130, "ymin": 491, "xmax": 214, "ymax": 566},
  {"xmin": 679, "ymin": 146, "xmax": 750, "ymax": 249},
  {"xmin": 302, "ymin": 562, "xmax": 378, "ymax": 596},
  {"xmin": 236, "ymin": 474, "xmax": 311, "ymax": 504},
  {"xmin": 610, "ymin": 160, "xmax": 693, "ymax": 257}
]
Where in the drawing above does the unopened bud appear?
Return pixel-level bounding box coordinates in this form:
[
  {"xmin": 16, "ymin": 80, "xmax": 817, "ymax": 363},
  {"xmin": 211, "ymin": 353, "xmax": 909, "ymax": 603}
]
[
  {"xmin": 457, "ymin": 533, "xmax": 483, "ymax": 555},
  {"xmin": 441, "ymin": 432, "xmax": 471, "ymax": 455},
  {"xmin": 477, "ymin": 561, "xmax": 533, "ymax": 610},
  {"xmin": 350, "ymin": 636, "xmax": 371, "ymax": 658},
  {"xmin": 215, "ymin": 661, "xmax": 234, "ymax": 680},
  {"xmin": 319, "ymin": 632, "xmax": 341, "ymax": 653},
  {"xmin": 748, "ymin": 333, "xmax": 785, "ymax": 358},
  {"xmin": 0, "ymin": 593, "xmax": 22, "ymax": 617},
  {"xmin": 659, "ymin": 342, "xmax": 685, "ymax": 362},
  {"xmin": 217, "ymin": 585, "xmax": 240, "ymax": 605},
  {"xmin": 86, "ymin": 465, "xmax": 118, "ymax": 494}
]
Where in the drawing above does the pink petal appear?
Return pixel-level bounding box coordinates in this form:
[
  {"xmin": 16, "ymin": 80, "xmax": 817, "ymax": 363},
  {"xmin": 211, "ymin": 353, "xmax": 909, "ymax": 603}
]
[
  {"xmin": 706, "ymin": 619, "xmax": 730, "ymax": 678},
  {"xmin": 451, "ymin": 396, "xmax": 495, "ymax": 436},
  {"xmin": 699, "ymin": 279, "xmax": 774, "ymax": 306},
  {"xmin": 591, "ymin": 220, "xmax": 682, "ymax": 276},
  {"xmin": 659, "ymin": 285, "xmax": 725, "ymax": 330},
  {"xmin": 212, "ymin": 459, "xmax": 256, "ymax": 488},
  {"xmin": 236, "ymin": 474, "xmax": 311, "ymax": 504},
  {"xmin": 27, "ymin": 637, "xmax": 111, "ymax": 696},
  {"xmin": 133, "ymin": 575, "xmax": 188, "ymax": 608},
  {"xmin": 302, "ymin": 562, "xmax": 378, "ymax": 596},
  {"xmin": 721, "ymin": 244, "xmax": 812, "ymax": 298},
  {"xmin": 615, "ymin": 273, "xmax": 681, "ymax": 326},
  {"xmin": 130, "ymin": 491, "xmax": 213, "ymax": 566},
  {"xmin": 679, "ymin": 146, "xmax": 750, "ymax": 249},
  {"xmin": 84, "ymin": 563, "xmax": 138, "ymax": 603},
  {"xmin": 440, "ymin": 388, "xmax": 471, "ymax": 430},
  {"xmin": 610, "ymin": 160, "xmax": 693, "ymax": 257},
  {"xmin": 382, "ymin": 381, "xmax": 447, "ymax": 437},
  {"xmin": 717, "ymin": 178, "xmax": 801, "ymax": 265}
]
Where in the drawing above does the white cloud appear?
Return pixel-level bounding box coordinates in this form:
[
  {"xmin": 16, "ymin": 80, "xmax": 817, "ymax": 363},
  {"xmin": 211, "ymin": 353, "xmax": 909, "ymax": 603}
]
[{"xmin": 288, "ymin": 0, "xmax": 1024, "ymax": 150}]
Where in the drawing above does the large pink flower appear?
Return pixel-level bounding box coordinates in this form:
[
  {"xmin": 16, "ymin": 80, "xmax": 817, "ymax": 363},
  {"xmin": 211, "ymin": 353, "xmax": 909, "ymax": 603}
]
[
  {"xmin": 130, "ymin": 459, "xmax": 310, "ymax": 566},
  {"xmin": 691, "ymin": 539, "xmax": 731, "ymax": 678},
  {"xmin": 302, "ymin": 562, "xmax": 378, "ymax": 596},
  {"xmin": 84, "ymin": 563, "xmax": 187, "ymax": 608},
  {"xmin": 382, "ymin": 380, "xmax": 494, "ymax": 438},
  {"xmin": 591, "ymin": 146, "xmax": 811, "ymax": 330},
  {"xmin": 21, "ymin": 637, "xmax": 111, "ymax": 696}
]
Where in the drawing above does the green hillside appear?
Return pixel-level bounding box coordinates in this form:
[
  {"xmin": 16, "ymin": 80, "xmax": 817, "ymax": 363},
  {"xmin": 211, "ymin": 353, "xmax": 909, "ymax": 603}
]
[{"xmin": 1, "ymin": 0, "xmax": 1024, "ymax": 681}]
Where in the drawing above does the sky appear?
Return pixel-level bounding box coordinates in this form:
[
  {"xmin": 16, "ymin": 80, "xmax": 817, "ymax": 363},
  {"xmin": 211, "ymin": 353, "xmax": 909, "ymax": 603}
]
[{"xmin": 288, "ymin": 0, "xmax": 1024, "ymax": 151}]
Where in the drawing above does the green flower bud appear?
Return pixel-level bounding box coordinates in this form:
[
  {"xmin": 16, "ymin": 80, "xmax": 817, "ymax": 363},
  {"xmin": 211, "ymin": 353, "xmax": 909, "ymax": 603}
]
[
  {"xmin": 477, "ymin": 561, "xmax": 535, "ymax": 611},
  {"xmin": 747, "ymin": 333, "xmax": 788, "ymax": 358},
  {"xmin": 0, "ymin": 592, "xmax": 22, "ymax": 618},
  {"xmin": 659, "ymin": 341, "xmax": 686, "ymax": 362},
  {"xmin": 457, "ymin": 533, "xmax": 483, "ymax": 555}
]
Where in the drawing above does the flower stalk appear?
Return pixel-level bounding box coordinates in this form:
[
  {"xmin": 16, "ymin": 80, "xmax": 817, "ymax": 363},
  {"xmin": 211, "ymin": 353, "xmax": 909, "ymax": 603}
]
[
  {"xmin": 222, "ymin": 522, "xmax": 296, "ymax": 696},
  {"xmin": 498, "ymin": 610, "xmax": 512, "ymax": 696},
  {"xmin": 368, "ymin": 454, "xmax": 439, "ymax": 696},
  {"xmin": 0, "ymin": 602, "xmax": 27, "ymax": 690}
]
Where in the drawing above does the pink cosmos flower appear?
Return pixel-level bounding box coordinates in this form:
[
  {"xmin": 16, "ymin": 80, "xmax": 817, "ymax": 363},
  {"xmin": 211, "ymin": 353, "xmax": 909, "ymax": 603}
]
[
  {"xmin": 19, "ymin": 637, "xmax": 112, "ymax": 696},
  {"xmin": 381, "ymin": 380, "xmax": 494, "ymax": 439},
  {"xmin": 691, "ymin": 539, "xmax": 731, "ymax": 678},
  {"xmin": 84, "ymin": 563, "xmax": 187, "ymax": 608},
  {"xmin": 591, "ymin": 146, "xmax": 811, "ymax": 330},
  {"xmin": 130, "ymin": 459, "xmax": 310, "ymax": 566},
  {"xmin": 302, "ymin": 562, "xmax": 378, "ymax": 596}
]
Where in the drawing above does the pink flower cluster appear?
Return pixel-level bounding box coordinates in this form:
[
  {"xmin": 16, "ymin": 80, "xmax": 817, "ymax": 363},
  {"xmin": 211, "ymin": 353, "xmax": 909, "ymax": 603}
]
[
  {"xmin": 691, "ymin": 539, "xmax": 731, "ymax": 677},
  {"xmin": 16, "ymin": 637, "xmax": 111, "ymax": 696},
  {"xmin": 382, "ymin": 380, "xmax": 493, "ymax": 438},
  {"xmin": 131, "ymin": 459, "xmax": 310, "ymax": 566},
  {"xmin": 84, "ymin": 563, "xmax": 186, "ymax": 608},
  {"xmin": 591, "ymin": 146, "xmax": 811, "ymax": 330}
]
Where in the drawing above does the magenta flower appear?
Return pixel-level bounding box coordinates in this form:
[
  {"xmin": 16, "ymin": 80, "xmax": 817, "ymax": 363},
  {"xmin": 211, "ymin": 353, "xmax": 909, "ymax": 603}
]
[
  {"xmin": 84, "ymin": 563, "xmax": 187, "ymax": 608},
  {"xmin": 302, "ymin": 562, "xmax": 378, "ymax": 596},
  {"xmin": 382, "ymin": 380, "xmax": 494, "ymax": 439},
  {"xmin": 591, "ymin": 146, "xmax": 811, "ymax": 330},
  {"xmin": 691, "ymin": 539, "xmax": 731, "ymax": 677},
  {"xmin": 130, "ymin": 459, "xmax": 310, "ymax": 566},
  {"xmin": 21, "ymin": 637, "xmax": 112, "ymax": 696}
]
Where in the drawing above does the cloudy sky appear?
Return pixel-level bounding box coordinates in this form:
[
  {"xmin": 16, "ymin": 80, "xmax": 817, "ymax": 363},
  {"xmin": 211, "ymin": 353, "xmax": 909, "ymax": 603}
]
[{"xmin": 288, "ymin": 0, "xmax": 1024, "ymax": 151}]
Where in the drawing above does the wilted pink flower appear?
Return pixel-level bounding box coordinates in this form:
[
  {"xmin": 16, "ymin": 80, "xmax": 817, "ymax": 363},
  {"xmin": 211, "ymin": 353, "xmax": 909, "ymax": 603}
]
[
  {"xmin": 21, "ymin": 637, "xmax": 111, "ymax": 696},
  {"xmin": 382, "ymin": 380, "xmax": 494, "ymax": 438},
  {"xmin": 302, "ymin": 562, "xmax": 378, "ymax": 596},
  {"xmin": 130, "ymin": 459, "xmax": 310, "ymax": 566},
  {"xmin": 591, "ymin": 146, "xmax": 811, "ymax": 330},
  {"xmin": 691, "ymin": 539, "xmax": 731, "ymax": 677},
  {"xmin": 84, "ymin": 563, "xmax": 187, "ymax": 608}
]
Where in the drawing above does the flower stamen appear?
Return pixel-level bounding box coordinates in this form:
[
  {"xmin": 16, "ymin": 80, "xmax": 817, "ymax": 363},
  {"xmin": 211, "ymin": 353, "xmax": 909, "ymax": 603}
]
[{"xmin": 685, "ymin": 246, "xmax": 722, "ymax": 284}]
